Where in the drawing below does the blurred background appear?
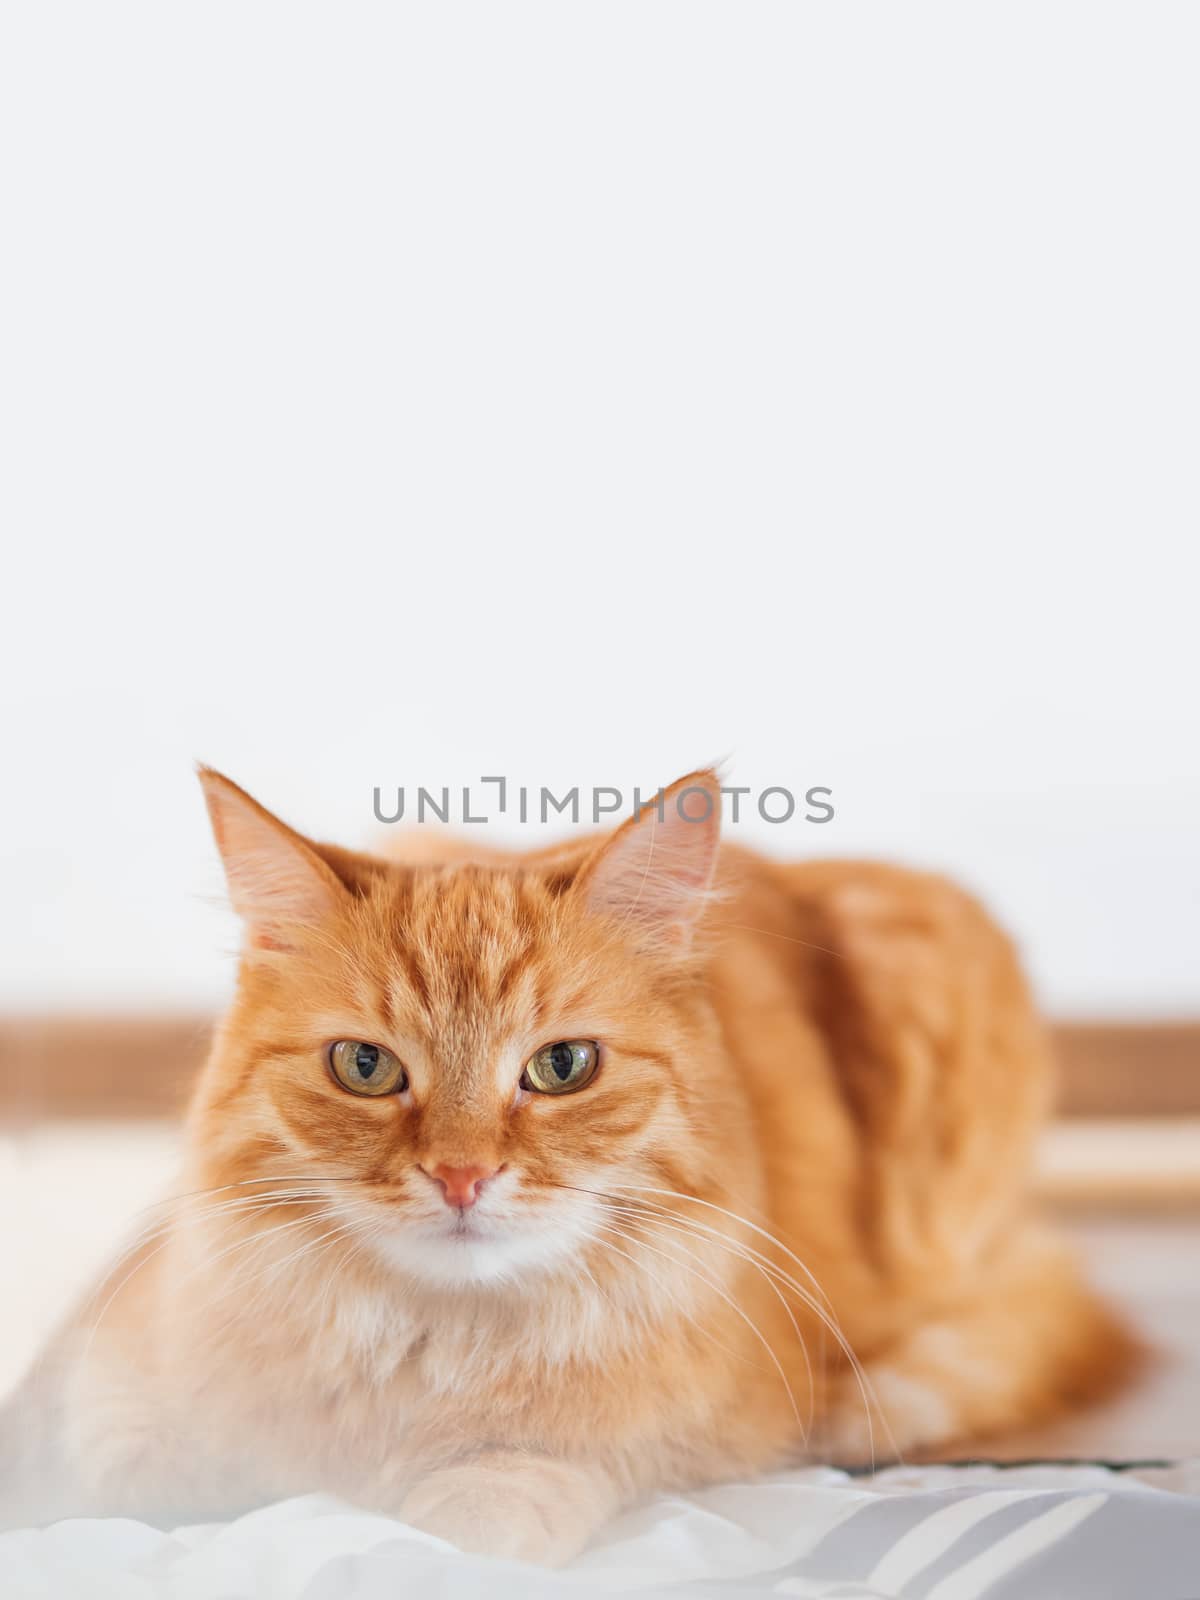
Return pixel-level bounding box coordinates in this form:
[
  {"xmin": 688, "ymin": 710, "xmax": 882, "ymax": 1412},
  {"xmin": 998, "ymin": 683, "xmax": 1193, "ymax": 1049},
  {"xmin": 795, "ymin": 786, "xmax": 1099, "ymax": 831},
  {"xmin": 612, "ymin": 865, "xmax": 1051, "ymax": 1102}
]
[{"xmin": 1, "ymin": 3, "xmax": 1197, "ymax": 1446}]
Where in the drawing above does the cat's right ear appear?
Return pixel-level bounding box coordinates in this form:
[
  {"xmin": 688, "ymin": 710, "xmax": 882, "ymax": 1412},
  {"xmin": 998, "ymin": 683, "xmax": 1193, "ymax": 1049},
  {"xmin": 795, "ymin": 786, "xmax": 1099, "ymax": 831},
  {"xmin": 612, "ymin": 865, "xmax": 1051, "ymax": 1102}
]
[{"xmin": 198, "ymin": 768, "xmax": 349, "ymax": 947}]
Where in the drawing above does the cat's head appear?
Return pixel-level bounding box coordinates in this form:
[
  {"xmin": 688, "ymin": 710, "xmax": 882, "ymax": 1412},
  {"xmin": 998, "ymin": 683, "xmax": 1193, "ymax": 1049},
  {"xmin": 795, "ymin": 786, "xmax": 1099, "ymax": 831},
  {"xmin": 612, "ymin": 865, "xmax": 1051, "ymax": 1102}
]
[{"xmin": 192, "ymin": 768, "xmax": 737, "ymax": 1289}]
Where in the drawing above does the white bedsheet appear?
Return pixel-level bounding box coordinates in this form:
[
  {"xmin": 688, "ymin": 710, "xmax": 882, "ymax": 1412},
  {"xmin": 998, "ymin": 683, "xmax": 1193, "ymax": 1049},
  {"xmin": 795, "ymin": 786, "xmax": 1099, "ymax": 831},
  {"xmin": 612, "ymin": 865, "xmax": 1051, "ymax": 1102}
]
[{"xmin": 3, "ymin": 1461, "xmax": 1199, "ymax": 1600}]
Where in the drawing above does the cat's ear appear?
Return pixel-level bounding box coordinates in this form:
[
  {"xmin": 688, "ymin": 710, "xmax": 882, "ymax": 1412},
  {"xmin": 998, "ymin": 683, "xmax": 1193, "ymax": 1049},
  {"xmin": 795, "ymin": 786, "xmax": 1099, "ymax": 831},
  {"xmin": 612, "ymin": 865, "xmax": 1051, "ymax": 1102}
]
[
  {"xmin": 198, "ymin": 767, "xmax": 350, "ymax": 946},
  {"xmin": 575, "ymin": 770, "xmax": 721, "ymax": 947}
]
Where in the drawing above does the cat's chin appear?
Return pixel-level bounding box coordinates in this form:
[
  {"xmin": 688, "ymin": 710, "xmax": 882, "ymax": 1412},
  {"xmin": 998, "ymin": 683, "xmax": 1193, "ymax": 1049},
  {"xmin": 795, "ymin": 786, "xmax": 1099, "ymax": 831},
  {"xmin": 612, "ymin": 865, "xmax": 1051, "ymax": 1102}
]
[{"xmin": 367, "ymin": 1212, "xmax": 587, "ymax": 1289}]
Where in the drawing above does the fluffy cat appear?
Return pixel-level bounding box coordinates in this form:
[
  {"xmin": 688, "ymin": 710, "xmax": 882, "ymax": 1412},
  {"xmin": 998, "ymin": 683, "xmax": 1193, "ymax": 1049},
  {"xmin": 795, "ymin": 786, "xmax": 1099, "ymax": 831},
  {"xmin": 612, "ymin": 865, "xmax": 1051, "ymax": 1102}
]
[{"xmin": 4, "ymin": 767, "xmax": 1135, "ymax": 1562}]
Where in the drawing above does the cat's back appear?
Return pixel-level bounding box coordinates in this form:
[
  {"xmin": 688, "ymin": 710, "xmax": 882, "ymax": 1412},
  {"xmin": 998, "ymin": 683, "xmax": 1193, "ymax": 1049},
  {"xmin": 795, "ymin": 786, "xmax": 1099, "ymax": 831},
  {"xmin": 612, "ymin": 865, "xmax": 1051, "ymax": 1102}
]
[
  {"xmin": 707, "ymin": 843, "xmax": 1037, "ymax": 1052},
  {"xmin": 704, "ymin": 843, "xmax": 1054, "ymax": 1303}
]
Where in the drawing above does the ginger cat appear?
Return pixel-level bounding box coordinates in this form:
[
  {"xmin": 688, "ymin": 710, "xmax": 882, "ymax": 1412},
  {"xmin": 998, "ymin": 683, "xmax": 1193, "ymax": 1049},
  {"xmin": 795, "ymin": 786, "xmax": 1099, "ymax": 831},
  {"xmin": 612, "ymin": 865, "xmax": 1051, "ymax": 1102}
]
[{"xmin": 5, "ymin": 768, "xmax": 1134, "ymax": 1563}]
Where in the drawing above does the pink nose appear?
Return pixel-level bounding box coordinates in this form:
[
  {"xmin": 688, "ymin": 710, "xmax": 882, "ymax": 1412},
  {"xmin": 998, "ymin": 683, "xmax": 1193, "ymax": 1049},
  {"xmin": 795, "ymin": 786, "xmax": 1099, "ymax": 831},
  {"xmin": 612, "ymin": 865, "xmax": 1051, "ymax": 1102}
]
[{"xmin": 426, "ymin": 1163, "xmax": 500, "ymax": 1209}]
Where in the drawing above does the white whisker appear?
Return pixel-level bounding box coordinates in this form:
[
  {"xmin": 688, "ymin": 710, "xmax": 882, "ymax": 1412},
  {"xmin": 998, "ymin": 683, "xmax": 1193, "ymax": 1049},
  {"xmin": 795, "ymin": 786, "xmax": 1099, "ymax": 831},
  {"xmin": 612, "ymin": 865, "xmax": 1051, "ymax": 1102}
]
[
  {"xmin": 567, "ymin": 1180, "xmax": 893, "ymax": 1466},
  {"xmin": 603, "ymin": 1182, "xmax": 888, "ymax": 1462},
  {"xmin": 596, "ymin": 1219, "xmax": 803, "ymax": 1428},
  {"xmin": 597, "ymin": 1198, "xmax": 816, "ymax": 1438},
  {"xmin": 587, "ymin": 1227, "xmax": 763, "ymax": 1375}
]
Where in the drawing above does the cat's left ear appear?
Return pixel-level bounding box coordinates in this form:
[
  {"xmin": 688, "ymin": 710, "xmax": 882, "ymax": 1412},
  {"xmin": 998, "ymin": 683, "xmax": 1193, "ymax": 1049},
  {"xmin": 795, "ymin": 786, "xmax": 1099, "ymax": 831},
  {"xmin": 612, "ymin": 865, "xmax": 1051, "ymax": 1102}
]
[
  {"xmin": 198, "ymin": 768, "xmax": 351, "ymax": 948},
  {"xmin": 574, "ymin": 769, "xmax": 721, "ymax": 948}
]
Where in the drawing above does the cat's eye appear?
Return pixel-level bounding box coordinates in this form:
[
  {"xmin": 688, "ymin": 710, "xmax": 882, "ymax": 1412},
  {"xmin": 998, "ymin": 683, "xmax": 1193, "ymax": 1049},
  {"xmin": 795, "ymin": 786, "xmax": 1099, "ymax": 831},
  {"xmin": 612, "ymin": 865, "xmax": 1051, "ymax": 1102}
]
[
  {"xmin": 329, "ymin": 1040, "xmax": 408, "ymax": 1097},
  {"xmin": 521, "ymin": 1040, "xmax": 600, "ymax": 1095}
]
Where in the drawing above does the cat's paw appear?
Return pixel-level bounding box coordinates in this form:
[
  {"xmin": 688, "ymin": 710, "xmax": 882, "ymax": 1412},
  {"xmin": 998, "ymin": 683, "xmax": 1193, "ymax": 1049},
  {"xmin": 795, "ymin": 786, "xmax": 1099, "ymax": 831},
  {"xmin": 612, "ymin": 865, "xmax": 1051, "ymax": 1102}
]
[
  {"xmin": 822, "ymin": 1351, "xmax": 963, "ymax": 1466},
  {"xmin": 399, "ymin": 1456, "xmax": 609, "ymax": 1566}
]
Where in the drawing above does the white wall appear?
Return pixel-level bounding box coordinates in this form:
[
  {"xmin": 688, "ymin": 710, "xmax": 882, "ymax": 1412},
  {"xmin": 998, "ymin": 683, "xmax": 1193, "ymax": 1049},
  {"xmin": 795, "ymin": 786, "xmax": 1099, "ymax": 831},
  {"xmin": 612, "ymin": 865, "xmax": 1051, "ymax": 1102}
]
[{"xmin": 2, "ymin": 4, "xmax": 1197, "ymax": 1018}]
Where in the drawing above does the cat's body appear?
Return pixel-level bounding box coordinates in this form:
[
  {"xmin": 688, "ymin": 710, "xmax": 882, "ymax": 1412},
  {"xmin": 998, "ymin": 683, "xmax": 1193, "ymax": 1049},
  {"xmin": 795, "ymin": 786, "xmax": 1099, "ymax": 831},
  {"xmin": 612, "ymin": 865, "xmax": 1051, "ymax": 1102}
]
[{"xmin": 4, "ymin": 771, "xmax": 1134, "ymax": 1561}]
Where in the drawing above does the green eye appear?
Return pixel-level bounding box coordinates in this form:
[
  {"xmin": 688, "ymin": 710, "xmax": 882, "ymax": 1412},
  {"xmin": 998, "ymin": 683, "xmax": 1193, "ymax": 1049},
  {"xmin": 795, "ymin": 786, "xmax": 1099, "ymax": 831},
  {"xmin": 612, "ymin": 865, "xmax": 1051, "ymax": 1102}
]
[
  {"xmin": 329, "ymin": 1040, "xmax": 408, "ymax": 1097},
  {"xmin": 522, "ymin": 1040, "xmax": 600, "ymax": 1095}
]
